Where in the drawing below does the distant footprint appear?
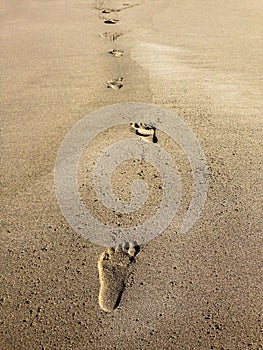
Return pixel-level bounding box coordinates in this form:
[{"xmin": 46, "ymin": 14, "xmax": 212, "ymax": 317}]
[
  {"xmin": 99, "ymin": 31, "xmax": 124, "ymax": 42},
  {"xmin": 108, "ymin": 49, "xmax": 124, "ymax": 57},
  {"xmin": 101, "ymin": 4, "xmax": 139, "ymax": 13},
  {"xmin": 130, "ymin": 122, "xmax": 158, "ymax": 143},
  {"xmin": 104, "ymin": 19, "xmax": 119, "ymax": 24},
  {"xmin": 107, "ymin": 77, "xmax": 123, "ymax": 90},
  {"xmin": 101, "ymin": 9, "xmax": 112, "ymax": 14},
  {"xmin": 98, "ymin": 242, "xmax": 139, "ymax": 312}
]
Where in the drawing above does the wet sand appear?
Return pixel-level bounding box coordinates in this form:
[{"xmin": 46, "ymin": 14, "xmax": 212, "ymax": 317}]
[{"xmin": 1, "ymin": 0, "xmax": 262, "ymax": 349}]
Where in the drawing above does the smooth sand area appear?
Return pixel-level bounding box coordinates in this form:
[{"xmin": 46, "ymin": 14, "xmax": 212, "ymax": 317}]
[{"xmin": 1, "ymin": 0, "xmax": 262, "ymax": 349}]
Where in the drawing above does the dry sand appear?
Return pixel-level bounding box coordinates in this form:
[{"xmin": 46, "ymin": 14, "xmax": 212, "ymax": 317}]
[{"xmin": 1, "ymin": 0, "xmax": 262, "ymax": 349}]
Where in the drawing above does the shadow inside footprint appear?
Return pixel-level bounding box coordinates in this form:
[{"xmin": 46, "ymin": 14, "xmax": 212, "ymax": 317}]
[{"xmin": 98, "ymin": 242, "xmax": 139, "ymax": 312}]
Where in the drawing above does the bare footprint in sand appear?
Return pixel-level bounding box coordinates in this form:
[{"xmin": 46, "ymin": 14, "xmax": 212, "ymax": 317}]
[
  {"xmin": 107, "ymin": 77, "xmax": 123, "ymax": 90},
  {"xmin": 101, "ymin": 4, "xmax": 139, "ymax": 13},
  {"xmin": 98, "ymin": 243, "xmax": 139, "ymax": 312},
  {"xmin": 130, "ymin": 122, "xmax": 158, "ymax": 143},
  {"xmin": 100, "ymin": 31, "xmax": 125, "ymax": 42},
  {"xmin": 104, "ymin": 19, "xmax": 119, "ymax": 24},
  {"xmin": 108, "ymin": 49, "xmax": 124, "ymax": 57}
]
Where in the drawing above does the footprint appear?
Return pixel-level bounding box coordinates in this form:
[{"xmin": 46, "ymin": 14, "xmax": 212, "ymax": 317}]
[
  {"xmin": 108, "ymin": 49, "xmax": 124, "ymax": 58},
  {"xmin": 101, "ymin": 9, "xmax": 112, "ymax": 14},
  {"xmin": 101, "ymin": 4, "xmax": 139, "ymax": 13},
  {"xmin": 99, "ymin": 31, "xmax": 124, "ymax": 42},
  {"xmin": 99, "ymin": 31, "xmax": 113, "ymax": 39},
  {"xmin": 130, "ymin": 122, "xmax": 158, "ymax": 143},
  {"xmin": 98, "ymin": 242, "xmax": 140, "ymax": 312},
  {"xmin": 107, "ymin": 77, "xmax": 123, "ymax": 90},
  {"xmin": 111, "ymin": 32, "xmax": 124, "ymax": 41},
  {"xmin": 104, "ymin": 19, "xmax": 119, "ymax": 24}
]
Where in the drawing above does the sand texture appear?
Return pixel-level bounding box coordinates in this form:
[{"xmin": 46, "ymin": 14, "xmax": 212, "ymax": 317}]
[{"xmin": 1, "ymin": 0, "xmax": 262, "ymax": 349}]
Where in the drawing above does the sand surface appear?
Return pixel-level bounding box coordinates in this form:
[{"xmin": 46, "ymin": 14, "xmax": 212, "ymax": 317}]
[{"xmin": 1, "ymin": 0, "xmax": 262, "ymax": 349}]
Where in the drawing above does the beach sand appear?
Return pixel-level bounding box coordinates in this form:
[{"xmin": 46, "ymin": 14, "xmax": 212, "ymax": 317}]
[{"xmin": 1, "ymin": 0, "xmax": 262, "ymax": 348}]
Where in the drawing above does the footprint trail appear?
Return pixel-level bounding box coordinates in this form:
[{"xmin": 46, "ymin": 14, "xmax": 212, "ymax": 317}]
[{"xmin": 95, "ymin": 0, "xmax": 143, "ymax": 312}]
